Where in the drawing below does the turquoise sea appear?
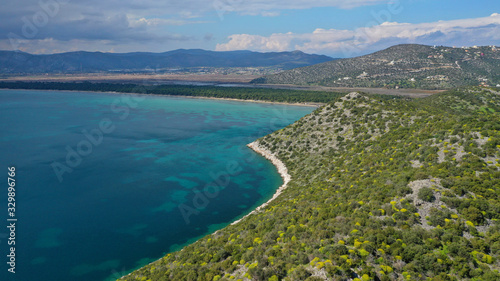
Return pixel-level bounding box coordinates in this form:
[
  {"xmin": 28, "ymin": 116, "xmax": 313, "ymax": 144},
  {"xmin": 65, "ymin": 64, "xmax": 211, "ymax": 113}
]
[{"xmin": 0, "ymin": 89, "xmax": 313, "ymax": 281}]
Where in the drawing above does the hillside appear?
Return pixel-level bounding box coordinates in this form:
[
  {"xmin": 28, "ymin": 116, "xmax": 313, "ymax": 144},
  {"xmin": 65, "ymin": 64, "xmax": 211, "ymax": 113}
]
[
  {"xmin": 121, "ymin": 87, "xmax": 500, "ymax": 281},
  {"xmin": 0, "ymin": 49, "xmax": 333, "ymax": 74},
  {"xmin": 253, "ymin": 44, "xmax": 500, "ymax": 89}
]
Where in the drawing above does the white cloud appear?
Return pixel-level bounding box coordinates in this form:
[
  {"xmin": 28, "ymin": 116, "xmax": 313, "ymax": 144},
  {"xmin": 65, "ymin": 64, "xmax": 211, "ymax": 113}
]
[
  {"xmin": 216, "ymin": 13, "xmax": 500, "ymax": 56},
  {"xmin": 2, "ymin": 0, "xmax": 497, "ymax": 55},
  {"xmin": 0, "ymin": 0, "xmax": 393, "ymax": 53},
  {"xmin": 212, "ymin": 0, "xmax": 388, "ymax": 16},
  {"xmin": 129, "ymin": 17, "xmax": 210, "ymax": 27},
  {"xmin": 261, "ymin": 11, "xmax": 281, "ymax": 17}
]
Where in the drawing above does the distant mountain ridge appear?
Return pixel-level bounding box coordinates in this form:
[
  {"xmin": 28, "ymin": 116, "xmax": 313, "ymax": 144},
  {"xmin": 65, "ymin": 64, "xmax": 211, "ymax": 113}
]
[
  {"xmin": 253, "ymin": 44, "xmax": 500, "ymax": 89},
  {"xmin": 0, "ymin": 49, "xmax": 334, "ymax": 74}
]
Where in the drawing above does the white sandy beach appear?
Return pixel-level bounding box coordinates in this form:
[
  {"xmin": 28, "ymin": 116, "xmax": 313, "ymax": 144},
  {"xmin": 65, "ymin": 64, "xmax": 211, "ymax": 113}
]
[{"xmin": 230, "ymin": 141, "xmax": 291, "ymax": 225}]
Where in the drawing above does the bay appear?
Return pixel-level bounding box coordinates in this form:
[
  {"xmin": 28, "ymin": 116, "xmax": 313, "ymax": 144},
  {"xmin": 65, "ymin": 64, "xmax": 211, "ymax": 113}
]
[{"xmin": 0, "ymin": 89, "xmax": 313, "ymax": 281}]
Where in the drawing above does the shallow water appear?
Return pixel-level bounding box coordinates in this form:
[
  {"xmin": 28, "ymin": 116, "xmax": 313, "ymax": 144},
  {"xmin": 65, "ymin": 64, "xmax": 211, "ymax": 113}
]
[{"xmin": 0, "ymin": 89, "xmax": 313, "ymax": 281}]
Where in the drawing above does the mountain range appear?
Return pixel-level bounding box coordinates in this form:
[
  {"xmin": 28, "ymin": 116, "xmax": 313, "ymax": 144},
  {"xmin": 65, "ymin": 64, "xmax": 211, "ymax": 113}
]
[
  {"xmin": 253, "ymin": 44, "xmax": 500, "ymax": 89},
  {"xmin": 0, "ymin": 49, "xmax": 333, "ymax": 74}
]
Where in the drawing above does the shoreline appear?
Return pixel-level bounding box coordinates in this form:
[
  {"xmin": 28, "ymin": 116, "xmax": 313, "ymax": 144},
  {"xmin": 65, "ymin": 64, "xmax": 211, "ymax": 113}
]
[
  {"xmin": 230, "ymin": 141, "xmax": 291, "ymax": 226},
  {"xmin": 0, "ymin": 88, "xmax": 322, "ymax": 108},
  {"xmin": 4, "ymin": 86, "xmax": 298, "ymax": 280},
  {"xmin": 119, "ymin": 143, "xmax": 292, "ymax": 280}
]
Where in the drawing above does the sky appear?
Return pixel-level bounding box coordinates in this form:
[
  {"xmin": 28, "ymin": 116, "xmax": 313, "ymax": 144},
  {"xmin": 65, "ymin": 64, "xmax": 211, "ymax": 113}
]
[{"xmin": 1, "ymin": 0, "xmax": 499, "ymax": 57}]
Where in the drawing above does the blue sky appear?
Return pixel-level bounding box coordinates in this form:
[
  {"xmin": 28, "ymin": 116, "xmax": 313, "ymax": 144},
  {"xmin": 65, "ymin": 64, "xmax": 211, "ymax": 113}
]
[{"xmin": 1, "ymin": 0, "xmax": 499, "ymax": 57}]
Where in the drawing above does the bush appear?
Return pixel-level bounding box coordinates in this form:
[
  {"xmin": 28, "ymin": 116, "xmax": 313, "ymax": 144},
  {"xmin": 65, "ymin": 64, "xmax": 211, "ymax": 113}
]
[
  {"xmin": 462, "ymin": 206, "xmax": 485, "ymax": 225},
  {"xmin": 290, "ymin": 267, "xmax": 311, "ymax": 280},
  {"xmin": 305, "ymin": 277, "xmax": 325, "ymax": 281},
  {"xmin": 428, "ymin": 208, "xmax": 453, "ymax": 226},
  {"xmin": 418, "ymin": 187, "xmax": 436, "ymax": 202}
]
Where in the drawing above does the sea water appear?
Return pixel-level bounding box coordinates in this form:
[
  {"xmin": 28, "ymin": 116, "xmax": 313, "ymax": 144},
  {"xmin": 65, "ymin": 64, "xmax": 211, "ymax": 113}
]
[{"xmin": 0, "ymin": 89, "xmax": 313, "ymax": 281}]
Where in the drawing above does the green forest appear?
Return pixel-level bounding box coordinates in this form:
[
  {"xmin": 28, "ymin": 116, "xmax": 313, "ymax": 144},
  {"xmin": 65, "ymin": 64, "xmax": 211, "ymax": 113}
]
[
  {"xmin": 0, "ymin": 81, "xmax": 346, "ymax": 103},
  {"xmin": 119, "ymin": 87, "xmax": 500, "ymax": 281}
]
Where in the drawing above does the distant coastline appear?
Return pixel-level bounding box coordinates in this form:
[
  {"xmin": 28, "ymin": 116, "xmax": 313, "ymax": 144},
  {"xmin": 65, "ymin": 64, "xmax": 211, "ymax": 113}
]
[
  {"xmin": 176, "ymin": 94, "xmax": 321, "ymax": 107},
  {"xmin": 0, "ymin": 84, "xmax": 328, "ymax": 107},
  {"xmin": 0, "ymin": 76, "xmax": 443, "ymax": 98},
  {"xmin": 0, "ymin": 88, "xmax": 322, "ymax": 108}
]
